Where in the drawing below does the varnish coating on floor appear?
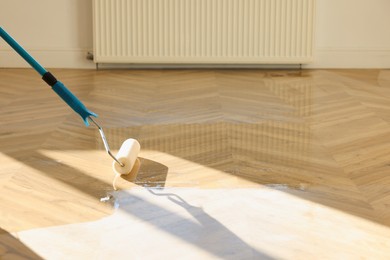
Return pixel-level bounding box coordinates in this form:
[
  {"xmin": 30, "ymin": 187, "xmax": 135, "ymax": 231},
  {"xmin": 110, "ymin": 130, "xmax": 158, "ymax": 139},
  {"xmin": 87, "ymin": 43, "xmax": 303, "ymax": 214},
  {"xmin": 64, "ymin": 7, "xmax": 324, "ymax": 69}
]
[{"xmin": 1, "ymin": 69, "xmax": 390, "ymax": 258}]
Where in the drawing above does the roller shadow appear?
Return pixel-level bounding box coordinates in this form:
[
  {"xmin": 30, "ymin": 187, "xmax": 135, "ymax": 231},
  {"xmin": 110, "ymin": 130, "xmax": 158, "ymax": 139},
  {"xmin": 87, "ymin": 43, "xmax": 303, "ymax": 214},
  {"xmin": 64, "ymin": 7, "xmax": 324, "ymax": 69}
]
[
  {"xmin": 0, "ymin": 227, "xmax": 43, "ymax": 259},
  {"xmin": 114, "ymin": 157, "xmax": 169, "ymax": 189},
  {"xmin": 134, "ymin": 157, "xmax": 169, "ymax": 188},
  {"xmin": 144, "ymin": 188, "xmax": 272, "ymax": 259},
  {"xmin": 112, "ymin": 187, "xmax": 272, "ymax": 259}
]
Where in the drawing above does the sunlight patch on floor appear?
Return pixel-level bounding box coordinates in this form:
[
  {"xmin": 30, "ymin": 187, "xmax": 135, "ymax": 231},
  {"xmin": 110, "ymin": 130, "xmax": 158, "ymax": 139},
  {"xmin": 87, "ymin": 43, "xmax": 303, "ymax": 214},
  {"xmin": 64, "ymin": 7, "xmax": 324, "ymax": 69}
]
[{"xmin": 15, "ymin": 187, "xmax": 390, "ymax": 259}]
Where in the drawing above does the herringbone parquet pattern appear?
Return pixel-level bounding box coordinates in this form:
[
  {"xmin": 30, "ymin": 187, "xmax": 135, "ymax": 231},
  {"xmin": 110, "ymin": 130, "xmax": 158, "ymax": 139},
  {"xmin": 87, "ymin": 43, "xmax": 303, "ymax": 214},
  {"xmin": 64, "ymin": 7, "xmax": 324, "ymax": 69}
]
[{"xmin": 1, "ymin": 69, "xmax": 390, "ymax": 257}]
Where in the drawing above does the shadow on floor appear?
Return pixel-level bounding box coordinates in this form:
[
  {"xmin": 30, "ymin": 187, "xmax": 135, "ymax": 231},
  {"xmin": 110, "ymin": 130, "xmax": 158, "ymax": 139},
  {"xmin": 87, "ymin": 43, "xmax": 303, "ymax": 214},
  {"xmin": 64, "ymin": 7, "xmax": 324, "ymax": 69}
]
[{"xmin": 0, "ymin": 227, "xmax": 43, "ymax": 260}]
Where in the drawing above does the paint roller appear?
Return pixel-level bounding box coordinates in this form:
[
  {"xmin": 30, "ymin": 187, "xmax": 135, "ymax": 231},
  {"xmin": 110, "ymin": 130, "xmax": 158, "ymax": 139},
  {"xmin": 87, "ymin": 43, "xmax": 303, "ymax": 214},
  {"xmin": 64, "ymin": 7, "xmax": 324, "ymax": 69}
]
[{"xmin": 0, "ymin": 27, "xmax": 140, "ymax": 189}]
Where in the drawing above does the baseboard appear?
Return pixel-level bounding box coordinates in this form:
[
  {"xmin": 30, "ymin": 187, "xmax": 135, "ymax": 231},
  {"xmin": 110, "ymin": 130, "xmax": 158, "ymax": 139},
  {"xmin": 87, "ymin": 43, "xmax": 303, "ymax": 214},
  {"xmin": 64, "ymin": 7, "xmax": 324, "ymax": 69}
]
[
  {"xmin": 0, "ymin": 49, "xmax": 95, "ymax": 69},
  {"xmin": 2, "ymin": 48, "xmax": 390, "ymax": 69},
  {"xmin": 304, "ymin": 48, "xmax": 390, "ymax": 69}
]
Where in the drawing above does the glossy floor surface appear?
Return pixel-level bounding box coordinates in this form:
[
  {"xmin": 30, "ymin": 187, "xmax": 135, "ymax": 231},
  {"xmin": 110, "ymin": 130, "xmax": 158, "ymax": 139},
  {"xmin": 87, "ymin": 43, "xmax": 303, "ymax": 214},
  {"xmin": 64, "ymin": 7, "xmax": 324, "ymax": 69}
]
[{"xmin": 1, "ymin": 69, "xmax": 390, "ymax": 258}]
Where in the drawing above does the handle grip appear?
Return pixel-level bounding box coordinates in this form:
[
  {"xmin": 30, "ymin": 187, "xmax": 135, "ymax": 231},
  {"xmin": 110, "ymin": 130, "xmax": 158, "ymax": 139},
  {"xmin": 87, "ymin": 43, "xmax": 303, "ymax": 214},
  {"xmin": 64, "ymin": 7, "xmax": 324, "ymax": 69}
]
[
  {"xmin": 0, "ymin": 26, "xmax": 97, "ymax": 126},
  {"xmin": 52, "ymin": 81, "xmax": 97, "ymax": 126}
]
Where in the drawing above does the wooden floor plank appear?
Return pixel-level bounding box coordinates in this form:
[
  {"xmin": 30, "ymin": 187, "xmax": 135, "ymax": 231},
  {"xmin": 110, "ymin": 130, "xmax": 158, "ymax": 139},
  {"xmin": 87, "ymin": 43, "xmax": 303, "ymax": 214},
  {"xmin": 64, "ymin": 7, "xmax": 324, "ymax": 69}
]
[{"xmin": 1, "ymin": 69, "xmax": 390, "ymax": 257}]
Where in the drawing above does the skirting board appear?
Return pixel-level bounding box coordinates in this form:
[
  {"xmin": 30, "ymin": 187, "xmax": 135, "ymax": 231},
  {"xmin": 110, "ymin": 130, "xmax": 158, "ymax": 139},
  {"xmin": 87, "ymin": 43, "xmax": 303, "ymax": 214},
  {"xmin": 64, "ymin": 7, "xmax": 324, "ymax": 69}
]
[
  {"xmin": 1, "ymin": 48, "xmax": 390, "ymax": 69},
  {"xmin": 304, "ymin": 48, "xmax": 390, "ymax": 69},
  {"xmin": 0, "ymin": 49, "xmax": 95, "ymax": 69}
]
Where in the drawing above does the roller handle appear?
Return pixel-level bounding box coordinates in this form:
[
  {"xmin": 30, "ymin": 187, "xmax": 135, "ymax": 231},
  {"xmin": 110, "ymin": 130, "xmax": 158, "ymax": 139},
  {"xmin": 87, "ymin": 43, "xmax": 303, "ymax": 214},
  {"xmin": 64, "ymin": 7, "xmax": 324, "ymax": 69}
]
[
  {"xmin": 51, "ymin": 80, "xmax": 97, "ymax": 126},
  {"xmin": 0, "ymin": 26, "xmax": 97, "ymax": 126},
  {"xmin": 0, "ymin": 26, "xmax": 47, "ymax": 76}
]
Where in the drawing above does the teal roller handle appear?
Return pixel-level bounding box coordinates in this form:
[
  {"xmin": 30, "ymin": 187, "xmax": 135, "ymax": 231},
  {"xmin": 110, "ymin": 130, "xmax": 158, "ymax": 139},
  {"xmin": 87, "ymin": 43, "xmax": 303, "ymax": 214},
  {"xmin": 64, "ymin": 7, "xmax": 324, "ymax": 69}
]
[
  {"xmin": 52, "ymin": 82, "xmax": 97, "ymax": 126},
  {"xmin": 0, "ymin": 26, "xmax": 97, "ymax": 126},
  {"xmin": 0, "ymin": 26, "xmax": 47, "ymax": 76}
]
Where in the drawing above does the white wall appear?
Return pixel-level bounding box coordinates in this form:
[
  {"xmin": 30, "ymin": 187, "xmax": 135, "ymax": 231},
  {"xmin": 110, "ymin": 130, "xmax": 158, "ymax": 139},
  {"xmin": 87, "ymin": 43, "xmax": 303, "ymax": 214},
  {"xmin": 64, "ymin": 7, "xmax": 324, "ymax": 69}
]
[
  {"xmin": 307, "ymin": 0, "xmax": 390, "ymax": 68},
  {"xmin": 1, "ymin": 0, "xmax": 390, "ymax": 69},
  {"xmin": 0, "ymin": 0, "xmax": 95, "ymax": 69}
]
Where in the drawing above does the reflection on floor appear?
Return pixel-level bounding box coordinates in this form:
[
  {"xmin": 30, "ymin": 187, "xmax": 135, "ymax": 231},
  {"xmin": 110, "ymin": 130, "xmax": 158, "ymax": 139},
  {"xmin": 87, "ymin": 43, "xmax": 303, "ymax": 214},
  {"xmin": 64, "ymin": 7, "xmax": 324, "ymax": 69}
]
[{"xmin": 1, "ymin": 69, "xmax": 390, "ymax": 258}]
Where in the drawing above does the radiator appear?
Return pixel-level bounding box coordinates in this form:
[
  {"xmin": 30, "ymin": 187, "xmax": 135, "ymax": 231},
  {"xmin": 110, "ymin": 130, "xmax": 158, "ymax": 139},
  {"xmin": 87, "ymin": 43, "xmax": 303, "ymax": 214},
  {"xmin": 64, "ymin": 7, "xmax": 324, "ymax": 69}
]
[{"xmin": 93, "ymin": 0, "xmax": 316, "ymax": 64}]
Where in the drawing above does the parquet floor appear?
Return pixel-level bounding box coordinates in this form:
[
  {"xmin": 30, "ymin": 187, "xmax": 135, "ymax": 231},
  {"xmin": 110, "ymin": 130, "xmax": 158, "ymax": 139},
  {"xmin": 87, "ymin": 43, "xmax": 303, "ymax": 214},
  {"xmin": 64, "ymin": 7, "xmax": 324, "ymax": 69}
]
[{"xmin": 1, "ymin": 68, "xmax": 390, "ymax": 258}]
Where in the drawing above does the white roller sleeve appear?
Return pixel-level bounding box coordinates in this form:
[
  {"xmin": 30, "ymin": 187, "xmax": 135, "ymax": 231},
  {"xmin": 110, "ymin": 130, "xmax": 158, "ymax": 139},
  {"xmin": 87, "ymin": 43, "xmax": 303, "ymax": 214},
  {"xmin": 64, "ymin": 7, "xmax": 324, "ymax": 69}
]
[{"xmin": 112, "ymin": 139, "xmax": 141, "ymax": 175}]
